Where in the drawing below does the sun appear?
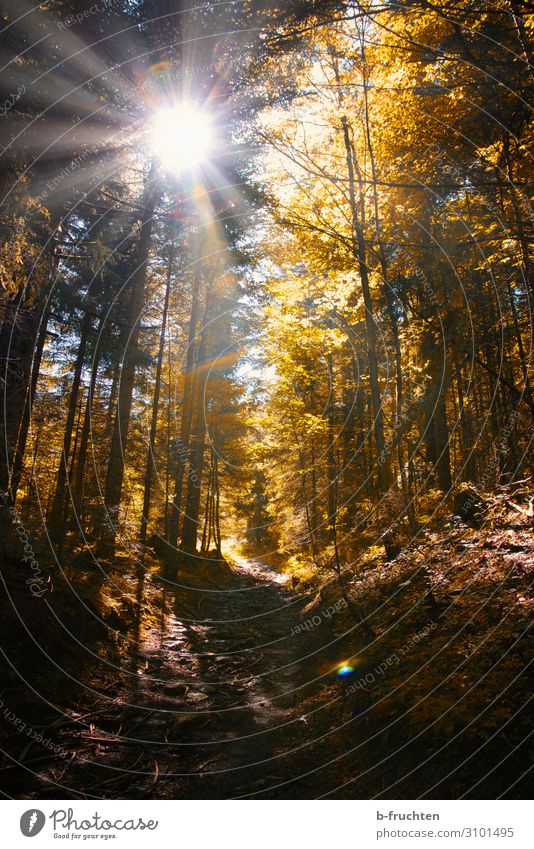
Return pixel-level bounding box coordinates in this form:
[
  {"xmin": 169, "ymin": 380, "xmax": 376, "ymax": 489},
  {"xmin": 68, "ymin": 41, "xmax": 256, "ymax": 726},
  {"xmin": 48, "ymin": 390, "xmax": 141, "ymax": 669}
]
[{"xmin": 150, "ymin": 103, "xmax": 212, "ymax": 174}]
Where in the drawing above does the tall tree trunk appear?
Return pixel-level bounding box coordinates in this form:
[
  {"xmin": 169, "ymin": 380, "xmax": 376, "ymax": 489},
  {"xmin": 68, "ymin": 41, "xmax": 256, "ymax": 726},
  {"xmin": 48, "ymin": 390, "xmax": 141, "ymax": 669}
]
[
  {"xmin": 49, "ymin": 311, "xmax": 92, "ymax": 542},
  {"xmin": 166, "ymin": 261, "xmax": 202, "ymax": 570},
  {"xmin": 326, "ymin": 349, "xmax": 341, "ymax": 571},
  {"xmin": 201, "ymin": 447, "xmax": 214, "ymax": 553},
  {"xmin": 434, "ymin": 389, "xmax": 453, "ymax": 493},
  {"xmin": 105, "ymin": 356, "xmax": 120, "ymax": 435},
  {"xmin": 502, "ymin": 133, "xmax": 533, "ymax": 303},
  {"xmin": 361, "ymin": 59, "xmax": 415, "ymax": 527},
  {"xmin": 338, "ymin": 108, "xmax": 388, "ymax": 492},
  {"xmin": 504, "ymin": 270, "xmax": 533, "ymax": 408},
  {"xmin": 213, "ymin": 452, "xmax": 221, "ymax": 556},
  {"xmin": 422, "ymin": 329, "xmax": 453, "ymax": 493},
  {"xmin": 417, "ymin": 204, "xmax": 454, "ymax": 495},
  {"xmin": 290, "ymin": 411, "xmax": 320, "ymax": 568},
  {"xmin": 164, "ymin": 334, "xmax": 172, "ymax": 539},
  {"xmin": 99, "ymin": 161, "xmax": 160, "ymax": 557},
  {"xmin": 180, "ymin": 281, "xmax": 213, "ymax": 555},
  {"xmin": 0, "ymin": 286, "xmax": 40, "ymax": 503},
  {"xmin": 455, "ymin": 363, "xmax": 476, "ymax": 482},
  {"xmin": 9, "ymin": 307, "xmax": 49, "ymax": 503},
  {"xmin": 71, "ymin": 318, "xmax": 104, "ymax": 527},
  {"xmin": 308, "ymin": 424, "xmax": 319, "ymax": 539},
  {"xmin": 139, "ymin": 242, "xmax": 174, "ymax": 546},
  {"xmin": 330, "ymin": 50, "xmax": 387, "ymax": 493}
]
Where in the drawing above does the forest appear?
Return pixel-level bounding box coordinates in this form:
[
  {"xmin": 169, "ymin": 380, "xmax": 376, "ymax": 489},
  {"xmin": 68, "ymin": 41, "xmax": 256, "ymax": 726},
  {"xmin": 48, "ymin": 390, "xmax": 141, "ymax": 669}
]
[{"xmin": 0, "ymin": 0, "xmax": 532, "ymax": 800}]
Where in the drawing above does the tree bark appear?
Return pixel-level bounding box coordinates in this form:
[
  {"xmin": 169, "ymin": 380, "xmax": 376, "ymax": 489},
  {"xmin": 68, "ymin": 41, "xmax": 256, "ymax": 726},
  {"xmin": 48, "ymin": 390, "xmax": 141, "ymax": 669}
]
[
  {"xmin": 166, "ymin": 260, "xmax": 202, "ymax": 570},
  {"xmin": 9, "ymin": 307, "xmax": 49, "ymax": 503},
  {"xmin": 326, "ymin": 346, "xmax": 341, "ymax": 570},
  {"xmin": 49, "ymin": 310, "xmax": 92, "ymax": 542},
  {"xmin": 361, "ymin": 58, "xmax": 415, "ymax": 527},
  {"xmin": 180, "ymin": 280, "xmax": 213, "ymax": 554},
  {"xmin": 99, "ymin": 161, "xmax": 160, "ymax": 557},
  {"xmin": 71, "ymin": 318, "xmax": 104, "ymax": 527},
  {"xmin": 139, "ymin": 241, "xmax": 174, "ymax": 546},
  {"xmin": 338, "ymin": 109, "xmax": 388, "ymax": 492},
  {"xmin": 0, "ymin": 286, "xmax": 40, "ymax": 503}
]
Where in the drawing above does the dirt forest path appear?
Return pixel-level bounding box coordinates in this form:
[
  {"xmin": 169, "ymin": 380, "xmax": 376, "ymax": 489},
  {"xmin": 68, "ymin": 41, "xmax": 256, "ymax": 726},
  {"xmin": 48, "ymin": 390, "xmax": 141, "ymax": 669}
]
[
  {"xmin": 5, "ymin": 502, "xmax": 532, "ymax": 801},
  {"xmin": 18, "ymin": 555, "xmax": 357, "ymax": 800}
]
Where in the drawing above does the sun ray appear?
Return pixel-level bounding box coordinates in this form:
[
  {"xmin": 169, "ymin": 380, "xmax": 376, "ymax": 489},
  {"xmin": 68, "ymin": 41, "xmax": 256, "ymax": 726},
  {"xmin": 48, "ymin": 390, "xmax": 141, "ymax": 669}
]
[{"xmin": 149, "ymin": 102, "xmax": 212, "ymax": 175}]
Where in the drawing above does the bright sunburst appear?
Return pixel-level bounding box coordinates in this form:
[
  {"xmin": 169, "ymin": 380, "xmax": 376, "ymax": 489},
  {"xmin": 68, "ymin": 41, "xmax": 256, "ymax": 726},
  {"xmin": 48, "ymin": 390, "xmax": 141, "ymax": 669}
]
[{"xmin": 150, "ymin": 103, "xmax": 212, "ymax": 174}]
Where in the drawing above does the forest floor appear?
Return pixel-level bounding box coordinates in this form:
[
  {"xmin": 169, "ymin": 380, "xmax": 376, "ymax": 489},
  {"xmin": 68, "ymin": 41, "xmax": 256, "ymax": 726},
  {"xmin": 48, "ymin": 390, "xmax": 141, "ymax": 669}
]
[
  {"xmin": 0, "ymin": 489, "xmax": 532, "ymax": 799},
  {"xmin": 2, "ymin": 552, "xmax": 340, "ymax": 799}
]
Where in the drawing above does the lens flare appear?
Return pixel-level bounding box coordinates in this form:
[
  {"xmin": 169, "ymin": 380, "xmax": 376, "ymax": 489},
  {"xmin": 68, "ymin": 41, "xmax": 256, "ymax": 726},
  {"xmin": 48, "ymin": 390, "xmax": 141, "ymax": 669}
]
[{"xmin": 150, "ymin": 103, "xmax": 212, "ymax": 174}]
